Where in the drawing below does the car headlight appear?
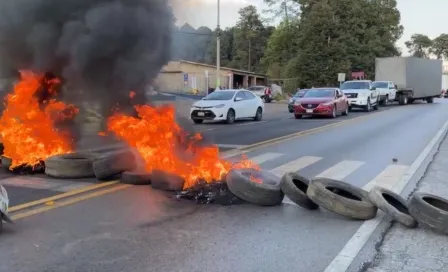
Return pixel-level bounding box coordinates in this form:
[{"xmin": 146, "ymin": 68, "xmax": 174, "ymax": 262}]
[
  {"xmin": 294, "ymin": 101, "xmax": 301, "ymax": 106},
  {"xmin": 289, "ymin": 98, "xmax": 294, "ymax": 103},
  {"xmin": 213, "ymin": 104, "xmax": 225, "ymax": 108}
]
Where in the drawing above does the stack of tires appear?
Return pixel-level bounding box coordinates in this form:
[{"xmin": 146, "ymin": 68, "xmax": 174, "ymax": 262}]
[{"xmin": 225, "ymin": 169, "xmax": 448, "ymax": 233}]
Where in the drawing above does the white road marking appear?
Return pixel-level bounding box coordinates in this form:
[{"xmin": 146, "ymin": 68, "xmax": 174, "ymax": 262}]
[
  {"xmin": 315, "ymin": 160, "xmax": 364, "ymax": 180},
  {"xmin": 323, "ymin": 118, "xmax": 448, "ymax": 272},
  {"xmin": 236, "ymin": 121, "xmax": 267, "ymax": 127},
  {"xmin": 270, "ymin": 156, "xmax": 322, "ymax": 177},
  {"xmin": 196, "ymin": 128, "xmax": 216, "ymax": 132},
  {"xmin": 363, "ymin": 164, "xmax": 408, "ymax": 192},
  {"xmin": 217, "ymin": 144, "xmax": 248, "ymax": 149},
  {"xmin": 249, "ymin": 152, "xmax": 283, "ymax": 164}
]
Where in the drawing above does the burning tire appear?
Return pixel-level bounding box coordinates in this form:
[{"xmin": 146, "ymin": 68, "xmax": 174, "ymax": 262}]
[
  {"xmin": 408, "ymin": 192, "xmax": 448, "ymax": 233},
  {"xmin": 368, "ymin": 186, "xmax": 416, "ymax": 228},
  {"xmin": 226, "ymin": 168, "xmax": 284, "ymax": 206},
  {"xmin": 1, "ymin": 156, "xmax": 11, "ymax": 169},
  {"xmin": 120, "ymin": 171, "xmax": 151, "ymax": 185},
  {"xmin": 150, "ymin": 170, "xmax": 185, "ymax": 191},
  {"xmin": 280, "ymin": 172, "xmax": 318, "ymax": 210},
  {"xmin": 307, "ymin": 178, "xmax": 377, "ymax": 220},
  {"xmin": 45, "ymin": 152, "xmax": 99, "ymax": 179},
  {"xmin": 92, "ymin": 150, "xmax": 136, "ymax": 180}
]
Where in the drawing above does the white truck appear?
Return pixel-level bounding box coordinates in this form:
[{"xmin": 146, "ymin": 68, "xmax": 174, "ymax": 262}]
[
  {"xmin": 340, "ymin": 80, "xmax": 380, "ymax": 112},
  {"xmin": 375, "ymin": 57, "xmax": 442, "ymax": 105}
]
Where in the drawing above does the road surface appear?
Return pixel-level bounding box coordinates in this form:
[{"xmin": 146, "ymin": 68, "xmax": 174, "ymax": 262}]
[{"xmin": 1, "ymin": 99, "xmax": 448, "ymax": 272}]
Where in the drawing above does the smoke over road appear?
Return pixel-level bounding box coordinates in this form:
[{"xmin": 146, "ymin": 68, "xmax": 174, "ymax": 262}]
[{"xmin": 0, "ymin": 0, "xmax": 174, "ymax": 109}]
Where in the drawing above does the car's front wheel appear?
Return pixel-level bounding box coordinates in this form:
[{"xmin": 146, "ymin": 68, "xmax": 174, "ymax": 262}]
[
  {"xmin": 342, "ymin": 104, "xmax": 348, "ymax": 116},
  {"xmin": 254, "ymin": 107, "xmax": 263, "ymax": 121},
  {"xmin": 226, "ymin": 109, "xmax": 235, "ymax": 124}
]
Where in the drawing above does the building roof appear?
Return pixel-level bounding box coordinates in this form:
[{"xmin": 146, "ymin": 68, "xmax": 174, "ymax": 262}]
[{"xmin": 176, "ymin": 60, "xmax": 267, "ymax": 77}]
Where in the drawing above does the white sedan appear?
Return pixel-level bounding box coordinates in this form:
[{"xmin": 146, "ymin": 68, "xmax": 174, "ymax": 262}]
[{"xmin": 190, "ymin": 89, "xmax": 265, "ymax": 124}]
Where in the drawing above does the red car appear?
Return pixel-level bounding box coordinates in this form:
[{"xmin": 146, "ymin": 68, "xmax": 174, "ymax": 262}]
[{"xmin": 293, "ymin": 88, "xmax": 349, "ymax": 119}]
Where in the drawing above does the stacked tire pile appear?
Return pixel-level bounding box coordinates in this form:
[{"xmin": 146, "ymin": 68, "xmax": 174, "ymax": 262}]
[
  {"xmin": 44, "ymin": 150, "xmax": 186, "ymax": 191},
  {"xmin": 227, "ymin": 169, "xmax": 448, "ymax": 234}
]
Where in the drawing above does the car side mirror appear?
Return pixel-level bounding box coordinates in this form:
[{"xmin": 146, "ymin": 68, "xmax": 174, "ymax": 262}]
[{"xmin": 235, "ymin": 97, "xmax": 243, "ymax": 102}]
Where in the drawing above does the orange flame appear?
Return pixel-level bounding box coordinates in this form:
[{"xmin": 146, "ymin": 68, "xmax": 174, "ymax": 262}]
[
  {"xmin": 0, "ymin": 70, "xmax": 78, "ymax": 169},
  {"xmin": 105, "ymin": 102, "xmax": 259, "ymax": 188}
]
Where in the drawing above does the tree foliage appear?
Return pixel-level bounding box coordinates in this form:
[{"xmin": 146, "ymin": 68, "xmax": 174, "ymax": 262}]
[{"xmin": 404, "ymin": 33, "xmax": 448, "ymax": 60}]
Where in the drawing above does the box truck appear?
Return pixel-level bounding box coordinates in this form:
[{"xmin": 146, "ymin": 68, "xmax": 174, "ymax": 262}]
[{"xmin": 375, "ymin": 57, "xmax": 442, "ymax": 105}]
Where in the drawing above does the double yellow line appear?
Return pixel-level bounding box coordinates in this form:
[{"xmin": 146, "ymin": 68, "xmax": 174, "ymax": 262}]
[
  {"xmin": 8, "ymin": 181, "xmax": 129, "ymax": 221},
  {"xmin": 7, "ymin": 108, "xmax": 391, "ymax": 221}
]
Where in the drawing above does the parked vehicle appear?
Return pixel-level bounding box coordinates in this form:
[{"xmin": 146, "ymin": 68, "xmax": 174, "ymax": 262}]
[
  {"xmin": 375, "ymin": 57, "xmax": 442, "ymax": 105},
  {"xmin": 372, "ymin": 81, "xmax": 396, "ymax": 105},
  {"xmin": 0, "ymin": 185, "xmax": 13, "ymax": 232},
  {"xmin": 288, "ymin": 89, "xmax": 310, "ymax": 112},
  {"xmin": 293, "ymin": 88, "xmax": 349, "ymax": 119},
  {"xmin": 190, "ymin": 89, "xmax": 264, "ymax": 124},
  {"xmin": 340, "ymin": 80, "xmax": 380, "ymax": 112},
  {"xmin": 247, "ymin": 85, "xmax": 273, "ymax": 103}
]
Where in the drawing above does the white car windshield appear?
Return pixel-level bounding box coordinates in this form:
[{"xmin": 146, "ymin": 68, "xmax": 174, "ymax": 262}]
[
  {"xmin": 341, "ymin": 81, "xmax": 370, "ymax": 90},
  {"xmin": 203, "ymin": 91, "xmax": 236, "ymax": 100},
  {"xmin": 372, "ymin": 82, "xmax": 388, "ymax": 88},
  {"xmin": 303, "ymin": 89, "xmax": 335, "ymax": 98}
]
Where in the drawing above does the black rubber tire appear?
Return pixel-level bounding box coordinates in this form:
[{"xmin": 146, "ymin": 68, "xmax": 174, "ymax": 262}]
[
  {"xmin": 226, "ymin": 109, "xmax": 235, "ymax": 124},
  {"xmin": 373, "ymin": 97, "xmax": 379, "ymax": 110},
  {"xmin": 427, "ymin": 97, "xmax": 434, "ymax": 103},
  {"xmin": 294, "ymin": 114, "xmax": 302, "ymax": 119},
  {"xmin": 342, "ymin": 105, "xmax": 348, "ymax": 116},
  {"xmin": 288, "ymin": 109, "xmax": 294, "ymax": 113},
  {"xmin": 92, "ymin": 150, "xmax": 136, "ymax": 180},
  {"xmin": 368, "ymin": 186, "xmax": 417, "ymax": 228},
  {"xmin": 408, "ymin": 192, "xmax": 448, "ymax": 234},
  {"xmin": 307, "ymin": 178, "xmax": 377, "ymax": 220},
  {"xmin": 1, "ymin": 156, "xmax": 11, "ymax": 170},
  {"xmin": 150, "ymin": 170, "xmax": 185, "ymax": 191},
  {"xmin": 398, "ymin": 94, "xmax": 408, "ymax": 105},
  {"xmin": 331, "ymin": 105, "xmax": 337, "ymax": 118},
  {"xmin": 280, "ymin": 172, "xmax": 318, "ymax": 210},
  {"xmin": 254, "ymin": 107, "xmax": 263, "ymax": 121},
  {"xmin": 45, "ymin": 152, "xmax": 99, "ymax": 179},
  {"xmin": 364, "ymin": 99, "xmax": 371, "ymax": 112},
  {"xmin": 348, "ymin": 106, "xmax": 353, "ymax": 112},
  {"xmin": 193, "ymin": 119, "xmax": 203, "ymax": 124},
  {"xmin": 120, "ymin": 171, "xmax": 152, "ymax": 185},
  {"xmin": 226, "ymin": 168, "xmax": 284, "ymax": 206}
]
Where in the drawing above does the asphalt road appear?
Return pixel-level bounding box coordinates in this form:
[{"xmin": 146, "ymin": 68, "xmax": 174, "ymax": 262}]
[{"xmin": 2, "ymin": 99, "xmax": 448, "ymax": 272}]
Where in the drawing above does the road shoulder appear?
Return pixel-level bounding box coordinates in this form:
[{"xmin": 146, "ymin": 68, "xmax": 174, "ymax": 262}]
[{"xmin": 364, "ymin": 128, "xmax": 448, "ymax": 272}]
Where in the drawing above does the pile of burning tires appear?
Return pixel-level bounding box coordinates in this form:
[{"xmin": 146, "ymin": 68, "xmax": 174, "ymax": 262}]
[{"xmin": 223, "ymin": 168, "xmax": 448, "ymax": 234}]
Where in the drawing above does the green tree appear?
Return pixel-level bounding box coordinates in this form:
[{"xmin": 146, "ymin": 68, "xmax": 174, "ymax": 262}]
[
  {"xmin": 281, "ymin": 0, "xmax": 403, "ymax": 87},
  {"xmin": 431, "ymin": 34, "xmax": 448, "ymax": 59},
  {"xmin": 405, "ymin": 34, "xmax": 433, "ymax": 58},
  {"xmin": 206, "ymin": 27, "xmax": 236, "ymax": 67},
  {"xmin": 261, "ymin": 19, "xmax": 299, "ymax": 78},
  {"xmin": 232, "ymin": 5, "xmax": 270, "ymax": 72},
  {"xmin": 263, "ymin": 0, "xmax": 300, "ymax": 24}
]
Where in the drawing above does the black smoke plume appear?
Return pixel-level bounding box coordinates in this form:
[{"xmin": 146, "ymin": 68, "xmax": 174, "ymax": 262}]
[{"xmin": 0, "ymin": 0, "xmax": 174, "ymax": 113}]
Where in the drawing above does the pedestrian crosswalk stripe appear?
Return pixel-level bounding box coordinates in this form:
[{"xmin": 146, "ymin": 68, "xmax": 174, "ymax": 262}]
[
  {"xmin": 363, "ymin": 164, "xmax": 408, "ymax": 191},
  {"xmin": 250, "ymin": 152, "xmax": 284, "ymax": 164},
  {"xmin": 315, "ymin": 160, "xmax": 365, "ymax": 180},
  {"xmin": 270, "ymin": 156, "xmax": 322, "ymax": 177}
]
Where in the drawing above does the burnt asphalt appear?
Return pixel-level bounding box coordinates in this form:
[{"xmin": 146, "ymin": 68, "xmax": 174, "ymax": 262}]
[{"xmin": 2, "ymin": 99, "xmax": 448, "ymax": 272}]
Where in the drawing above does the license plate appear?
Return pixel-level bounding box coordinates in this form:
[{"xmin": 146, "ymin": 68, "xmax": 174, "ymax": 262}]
[
  {"xmin": 197, "ymin": 112, "xmax": 205, "ymax": 116},
  {"xmin": 306, "ymin": 109, "xmax": 313, "ymax": 113}
]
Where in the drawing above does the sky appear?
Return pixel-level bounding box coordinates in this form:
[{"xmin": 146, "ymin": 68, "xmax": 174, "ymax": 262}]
[{"xmin": 170, "ymin": 0, "xmax": 448, "ymax": 55}]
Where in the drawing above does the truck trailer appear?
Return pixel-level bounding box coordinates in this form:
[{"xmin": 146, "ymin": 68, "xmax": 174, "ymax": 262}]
[{"xmin": 375, "ymin": 57, "xmax": 442, "ymax": 105}]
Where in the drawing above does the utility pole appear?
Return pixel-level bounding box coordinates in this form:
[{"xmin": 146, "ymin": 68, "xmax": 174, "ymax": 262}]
[{"xmin": 216, "ymin": 0, "xmax": 221, "ymax": 89}]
